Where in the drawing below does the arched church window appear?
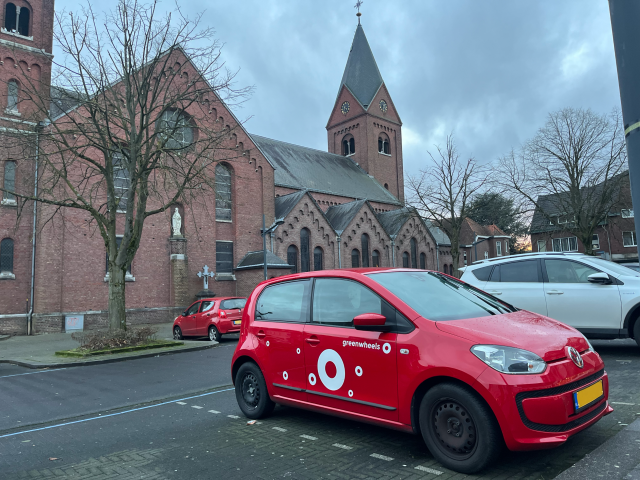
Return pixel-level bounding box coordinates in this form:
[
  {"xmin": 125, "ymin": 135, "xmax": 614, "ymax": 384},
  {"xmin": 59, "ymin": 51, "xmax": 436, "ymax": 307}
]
[
  {"xmin": 4, "ymin": 3, "xmax": 16, "ymax": 32},
  {"xmin": 0, "ymin": 238, "xmax": 14, "ymax": 273},
  {"xmin": 351, "ymin": 249, "xmax": 360, "ymax": 268},
  {"xmin": 378, "ymin": 134, "xmax": 390, "ymax": 154},
  {"xmin": 7, "ymin": 80, "xmax": 18, "ymax": 111},
  {"xmin": 342, "ymin": 135, "xmax": 355, "ymax": 156},
  {"xmin": 443, "ymin": 264, "xmax": 448, "ymax": 274},
  {"xmin": 313, "ymin": 247, "xmax": 323, "ymax": 271},
  {"xmin": 402, "ymin": 251, "xmax": 410, "ymax": 268},
  {"xmin": 384, "ymin": 183, "xmax": 389, "ymax": 190},
  {"xmin": 361, "ymin": 233, "xmax": 370, "ymax": 267},
  {"xmin": 372, "ymin": 249, "xmax": 380, "ymax": 267},
  {"xmin": 420, "ymin": 252, "xmax": 426, "ymax": 270},
  {"xmin": 300, "ymin": 228, "xmax": 310, "ymax": 272},
  {"xmin": 157, "ymin": 109, "xmax": 194, "ymax": 149},
  {"xmin": 410, "ymin": 238, "xmax": 418, "ymax": 268},
  {"xmin": 287, "ymin": 245, "xmax": 298, "ymax": 274},
  {"xmin": 215, "ymin": 164, "xmax": 232, "ymax": 221},
  {"xmin": 3, "ymin": 160, "xmax": 16, "ymax": 202},
  {"xmin": 17, "ymin": 6, "xmax": 28, "ymax": 36}
]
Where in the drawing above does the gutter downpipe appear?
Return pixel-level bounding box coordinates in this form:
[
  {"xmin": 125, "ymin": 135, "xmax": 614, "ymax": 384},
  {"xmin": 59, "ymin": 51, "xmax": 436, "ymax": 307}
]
[
  {"xmin": 391, "ymin": 238, "xmax": 396, "ymax": 267},
  {"xmin": 337, "ymin": 235, "xmax": 341, "ymax": 268},
  {"xmin": 435, "ymin": 240, "xmax": 440, "ymax": 272},
  {"xmin": 28, "ymin": 123, "xmax": 41, "ymax": 335}
]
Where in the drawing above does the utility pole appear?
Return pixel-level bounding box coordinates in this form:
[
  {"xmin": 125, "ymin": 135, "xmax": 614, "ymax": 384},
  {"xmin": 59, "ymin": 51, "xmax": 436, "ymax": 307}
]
[
  {"xmin": 609, "ymin": 1, "xmax": 640, "ymax": 260},
  {"xmin": 261, "ymin": 215, "xmax": 284, "ymax": 281}
]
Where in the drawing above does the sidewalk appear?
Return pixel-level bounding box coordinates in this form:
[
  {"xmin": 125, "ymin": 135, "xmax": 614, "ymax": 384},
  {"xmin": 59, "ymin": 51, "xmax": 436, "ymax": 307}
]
[
  {"xmin": 555, "ymin": 418, "xmax": 640, "ymax": 479},
  {"xmin": 0, "ymin": 322, "xmax": 216, "ymax": 368}
]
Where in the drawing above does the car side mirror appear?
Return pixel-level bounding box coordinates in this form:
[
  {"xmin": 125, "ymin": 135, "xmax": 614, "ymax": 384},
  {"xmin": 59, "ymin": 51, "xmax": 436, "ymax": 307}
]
[
  {"xmin": 182, "ymin": 311, "xmax": 188, "ymax": 317},
  {"xmin": 588, "ymin": 272, "xmax": 612, "ymax": 285},
  {"xmin": 353, "ymin": 313, "xmax": 391, "ymax": 332}
]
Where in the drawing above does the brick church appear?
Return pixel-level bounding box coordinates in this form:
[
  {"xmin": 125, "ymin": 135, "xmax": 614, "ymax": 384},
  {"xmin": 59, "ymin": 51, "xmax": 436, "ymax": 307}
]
[{"xmin": 0, "ymin": 1, "xmax": 438, "ymax": 334}]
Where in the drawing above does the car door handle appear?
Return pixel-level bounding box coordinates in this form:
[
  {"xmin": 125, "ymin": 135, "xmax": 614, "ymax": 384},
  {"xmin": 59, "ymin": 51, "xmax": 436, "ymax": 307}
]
[
  {"xmin": 486, "ymin": 290, "xmax": 502, "ymax": 295},
  {"xmin": 546, "ymin": 290, "xmax": 564, "ymax": 295},
  {"xmin": 256, "ymin": 330, "xmax": 266, "ymax": 338},
  {"xmin": 305, "ymin": 336, "xmax": 320, "ymax": 346}
]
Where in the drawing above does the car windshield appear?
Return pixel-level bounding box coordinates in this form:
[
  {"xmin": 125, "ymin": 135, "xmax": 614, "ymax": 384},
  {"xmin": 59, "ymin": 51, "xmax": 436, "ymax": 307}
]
[
  {"xmin": 588, "ymin": 257, "xmax": 640, "ymax": 277},
  {"xmin": 367, "ymin": 271, "xmax": 515, "ymax": 321}
]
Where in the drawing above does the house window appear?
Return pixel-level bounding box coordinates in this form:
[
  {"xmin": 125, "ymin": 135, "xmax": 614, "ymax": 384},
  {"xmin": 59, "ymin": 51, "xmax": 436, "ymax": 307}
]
[
  {"xmin": 105, "ymin": 236, "xmax": 132, "ymax": 275},
  {"xmin": 4, "ymin": 3, "xmax": 16, "ymax": 32},
  {"xmin": 592, "ymin": 234, "xmax": 600, "ymax": 250},
  {"xmin": 351, "ymin": 249, "xmax": 360, "ymax": 268},
  {"xmin": 622, "ymin": 209, "xmax": 634, "ymax": 219},
  {"xmin": 496, "ymin": 241, "xmax": 502, "ymax": 256},
  {"xmin": 410, "ymin": 238, "xmax": 417, "ymax": 268},
  {"xmin": 7, "ymin": 80, "xmax": 18, "ymax": 111},
  {"xmin": 0, "ymin": 238, "xmax": 14, "ymax": 274},
  {"xmin": 402, "ymin": 251, "xmax": 409, "ymax": 268},
  {"xmin": 287, "ymin": 245, "xmax": 298, "ymax": 273},
  {"xmin": 504, "ymin": 240, "xmax": 508, "ymax": 254},
  {"xmin": 3, "ymin": 161, "xmax": 16, "ymax": 203},
  {"xmin": 361, "ymin": 234, "xmax": 370, "ymax": 267},
  {"xmin": 112, "ymin": 151, "xmax": 129, "ymax": 211},
  {"xmin": 463, "ymin": 252, "xmax": 467, "ymax": 265},
  {"xmin": 158, "ymin": 109, "xmax": 194, "ymax": 149},
  {"xmin": 215, "ymin": 241, "xmax": 233, "ymax": 274},
  {"xmin": 372, "ymin": 249, "xmax": 380, "ymax": 267},
  {"xmin": 552, "ymin": 236, "xmax": 578, "ymax": 252},
  {"xmin": 342, "ymin": 135, "xmax": 355, "ymax": 156},
  {"xmin": 484, "ymin": 251, "xmax": 489, "ymax": 259},
  {"xmin": 420, "ymin": 252, "xmax": 426, "ymax": 270},
  {"xmin": 623, "ymin": 231, "xmax": 637, "ymax": 247},
  {"xmin": 537, "ymin": 240, "xmax": 546, "ymax": 252},
  {"xmin": 215, "ymin": 164, "xmax": 232, "ymax": 221},
  {"xmin": 17, "ymin": 5, "xmax": 28, "ymax": 36},
  {"xmin": 300, "ymin": 228, "xmax": 310, "ymax": 272},
  {"xmin": 313, "ymin": 246, "xmax": 323, "ymax": 271}
]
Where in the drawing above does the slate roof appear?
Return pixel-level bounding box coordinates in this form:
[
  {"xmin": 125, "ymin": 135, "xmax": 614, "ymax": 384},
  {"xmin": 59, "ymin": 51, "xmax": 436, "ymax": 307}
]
[
  {"xmin": 250, "ymin": 134, "xmax": 400, "ymax": 205},
  {"xmin": 49, "ymin": 86, "xmax": 84, "ymax": 120},
  {"xmin": 235, "ymin": 251, "xmax": 291, "ymax": 270},
  {"xmin": 324, "ymin": 199, "xmax": 367, "ymax": 234},
  {"xmin": 339, "ymin": 25, "xmax": 384, "ymax": 109},
  {"xmin": 459, "ymin": 218, "xmax": 509, "ymax": 245},
  {"xmin": 424, "ymin": 219, "xmax": 451, "ymax": 246},
  {"xmin": 376, "ymin": 207, "xmax": 417, "ymax": 237},
  {"xmin": 274, "ymin": 190, "xmax": 308, "ymax": 221}
]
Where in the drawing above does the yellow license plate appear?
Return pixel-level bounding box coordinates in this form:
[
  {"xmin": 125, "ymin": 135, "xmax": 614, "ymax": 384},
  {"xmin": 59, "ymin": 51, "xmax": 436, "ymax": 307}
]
[
  {"xmin": 573, "ymin": 380, "xmax": 604, "ymax": 411},
  {"xmin": 233, "ymin": 320, "xmax": 241, "ymax": 325}
]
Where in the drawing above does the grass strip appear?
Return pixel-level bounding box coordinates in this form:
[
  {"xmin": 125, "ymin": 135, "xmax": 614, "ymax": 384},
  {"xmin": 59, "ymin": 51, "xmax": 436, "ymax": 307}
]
[{"xmin": 55, "ymin": 340, "xmax": 184, "ymax": 357}]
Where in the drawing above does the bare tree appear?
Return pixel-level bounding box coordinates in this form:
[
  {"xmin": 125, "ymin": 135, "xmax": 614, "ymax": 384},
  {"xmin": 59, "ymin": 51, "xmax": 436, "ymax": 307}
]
[
  {"xmin": 0, "ymin": 0, "xmax": 250, "ymax": 331},
  {"xmin": 499, "ymin": 108, "xmax": 627, "ymax": 255},
  {"xmin": 407, "ymin": 134, "xmax": 487, "ymax": 277}
]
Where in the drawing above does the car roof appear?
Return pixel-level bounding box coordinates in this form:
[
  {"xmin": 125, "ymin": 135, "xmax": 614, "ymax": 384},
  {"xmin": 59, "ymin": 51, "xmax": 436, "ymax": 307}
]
[
  {"xmin": 196, "ymin": 296, "xmax": 246, "ymax": 302},
  {"xmin": 466, "ymin": 252, "xmax": 588, "ymax": 268},
  {"xmin": 257, "ymin": 268, "xmax": 437, "ymax": 287}
]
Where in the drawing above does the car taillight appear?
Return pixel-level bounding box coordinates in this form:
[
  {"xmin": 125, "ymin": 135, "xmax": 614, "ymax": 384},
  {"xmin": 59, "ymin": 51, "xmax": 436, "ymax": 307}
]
[{"xmin": 219, "ymin": 310, "xmax": 227, "ymax": 319}]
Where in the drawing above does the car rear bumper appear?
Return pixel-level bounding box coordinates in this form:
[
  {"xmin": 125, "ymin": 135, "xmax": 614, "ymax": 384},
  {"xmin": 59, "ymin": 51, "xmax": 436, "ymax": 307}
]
[{"xmin": 475, "ymin": 353, "xmax": 611, "ymax": 451}]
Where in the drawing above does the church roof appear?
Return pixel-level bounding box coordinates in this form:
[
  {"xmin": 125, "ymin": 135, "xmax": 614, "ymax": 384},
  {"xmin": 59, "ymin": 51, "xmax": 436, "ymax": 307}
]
[
  {"xmin": 338, "ymin": 24, "xmax": 384, "ymax": 109},
  {"xmin": 274, "ymin": 190, "xmax": 308, "ymax": 221},
  {"xmin": 424, "ymin": 219, "xmax": 451, "ymax": 246},
  {"xmin": 250, "ymin": 134, "xmax": 400, "ymax": 205},
  {"xmin": 324, "ymin": 199, "xmax": 367, "ymax": 234},
  {"xmin": 376, "ymin": 207, "xmax": 418, "ymax": 237}
]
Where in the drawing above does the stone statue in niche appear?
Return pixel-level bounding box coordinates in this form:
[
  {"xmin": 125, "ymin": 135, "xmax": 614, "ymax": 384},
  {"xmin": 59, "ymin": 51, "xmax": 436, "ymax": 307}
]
[{"xmin": 172, "ymin": 207, "xmax": 182, "ymax": 237}]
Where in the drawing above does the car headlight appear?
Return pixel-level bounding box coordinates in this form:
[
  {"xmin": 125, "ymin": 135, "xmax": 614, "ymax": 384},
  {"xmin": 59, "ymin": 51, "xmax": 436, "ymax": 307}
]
[{"xmin": 471, "ymin": 345, "xmax": 547, "ymax": 374}]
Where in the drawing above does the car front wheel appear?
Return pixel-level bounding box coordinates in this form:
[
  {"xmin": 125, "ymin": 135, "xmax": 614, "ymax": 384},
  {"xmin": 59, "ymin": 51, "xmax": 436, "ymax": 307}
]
[
  {"xmin": 419, "ymin": 382, "xmax": 502, "ymax": 474},
  {"xmin": 634, "ymin": 319, "xmax": 640, "ymax": 348},
  {"xmin": 235, "ymin": 362, "xmax": 275, "ymax": 419},
  {"xmin": 209, "ymin": 325, "xmax": 220, "ymax": 342},
  {"xmin": 173, "ymin": 326, "xmax": 183, "ymax": 340}
]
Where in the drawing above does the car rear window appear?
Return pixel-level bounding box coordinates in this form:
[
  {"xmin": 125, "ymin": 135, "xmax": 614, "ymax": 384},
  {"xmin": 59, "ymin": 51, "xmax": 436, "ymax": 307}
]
[
  {"xmin": 367, "ymin": 271, "xmax": 514, "ymax": 321},
  {"xmin": 220, "ymin": 298, "xmax": 247, "ymax": 310},
  {"xmin": 471, "ymin": 265, "xmax": 493, "ymax": 281}
]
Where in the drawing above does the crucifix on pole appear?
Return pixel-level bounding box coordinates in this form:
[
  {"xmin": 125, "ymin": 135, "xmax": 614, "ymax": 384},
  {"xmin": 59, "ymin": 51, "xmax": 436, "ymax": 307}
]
[
  {"xmin": 197, "ymin": 265, "xmax": 215, "ymax": 291},
  {"xmin": 354, "ymin": 0, "xmax": 363, "ymax": 24}
]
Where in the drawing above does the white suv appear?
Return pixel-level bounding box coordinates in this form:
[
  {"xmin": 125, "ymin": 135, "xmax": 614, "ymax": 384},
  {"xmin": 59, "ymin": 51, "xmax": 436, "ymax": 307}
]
[{"xmin": 459, "ymin": 252, "xmax": 640, "ymax": 346}]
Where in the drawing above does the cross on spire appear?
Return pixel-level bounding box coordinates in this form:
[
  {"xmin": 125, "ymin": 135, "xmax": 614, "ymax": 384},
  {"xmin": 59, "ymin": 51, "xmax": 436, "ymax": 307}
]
[
  {"xmin": 354, "ymin": 1, "xmax": 363, "ymax": 24},
  {"xmin": 197, "ymin": 265, "xmax": 215, "ymax": 290}
]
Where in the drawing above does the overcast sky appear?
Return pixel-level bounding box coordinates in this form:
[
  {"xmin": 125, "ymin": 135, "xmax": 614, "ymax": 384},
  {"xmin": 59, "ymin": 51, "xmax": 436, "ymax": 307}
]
[{"xmin": 55, "ymin": 0, "xmax": 622, "ymax": 181}]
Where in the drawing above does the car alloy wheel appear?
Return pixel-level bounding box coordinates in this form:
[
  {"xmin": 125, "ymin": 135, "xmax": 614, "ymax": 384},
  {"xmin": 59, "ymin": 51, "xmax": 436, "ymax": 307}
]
[
  {"xmin": 432, "ymin": 399, "xmax": 477, "ymax": 459},
  {"xmin": 173, "ymin": 326, "xmax": 182, "ymax": 340},
  {"xmin": 209, "ymin": 326, "xmax": 220, "ymax": 342}
]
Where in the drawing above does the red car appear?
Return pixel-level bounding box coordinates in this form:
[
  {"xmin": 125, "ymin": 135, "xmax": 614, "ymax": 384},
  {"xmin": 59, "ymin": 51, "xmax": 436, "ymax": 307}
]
[
  {"xmin": 173, "ymin": 297, "xmax": 246, "ymax": 342},
  {"xmin": 231, "ymin": 269, "xmax": 612, "ymax": 473}
]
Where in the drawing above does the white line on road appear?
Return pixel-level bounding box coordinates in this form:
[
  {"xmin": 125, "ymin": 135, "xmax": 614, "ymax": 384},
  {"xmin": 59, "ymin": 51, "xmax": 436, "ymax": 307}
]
[
  {"xmin": 611, "ymin": 402, "xmax": 636, "ymax": 405},
  {"xmin": 176, "ymin": 402, "xmax": 187, "ymax": 405},
  {"xmin": 227, "ymin": 415, "xmax": 240, "ymax": 419},
  {"xmin": 208, "ymin": 410, "xmax": 220, "ymax": 414},
  {"xmin": 272, "ymin": 427, "xmax": 287, "ymax": 432},
  {"xmin": 0, "ymin": 387, "xmax": 235, "ymax": 439},
  {"xmin": 332, "ymin": 443, "xmax": 352, "ymax": 450},
  {"xmin": 191, "ymin": 406, "xmax": 203, "ymax": 409},
  {"xmin": 0, "ymin": 368, "xmax": 67, "ymax": 379},
  {"xmin": 300, "ymin": 434, "xmax": 317, "ymax": 440},
  {"xmin": 415, "ymin": 465, "xmax": 443, "ymax": 475},
  {"xmin": 370, "ymin": 453, "xmax": 394, "ymax": 461}
]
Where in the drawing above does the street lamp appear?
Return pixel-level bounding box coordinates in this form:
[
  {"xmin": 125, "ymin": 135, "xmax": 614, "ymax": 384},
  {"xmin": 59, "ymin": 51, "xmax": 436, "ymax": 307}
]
[{"xmin": 262, "ymin": 214, "xmax": 284, "ymax": 280}]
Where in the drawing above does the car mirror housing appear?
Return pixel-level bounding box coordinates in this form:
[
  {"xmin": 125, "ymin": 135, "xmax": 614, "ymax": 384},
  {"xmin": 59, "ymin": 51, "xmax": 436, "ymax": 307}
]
[
  {"xmin": 353, "ymin": 313, "xmax": 391, "ymax": 332},
  {"xmin": 588, "ymin": 272, "xmax": 612, "ymax": 285}
]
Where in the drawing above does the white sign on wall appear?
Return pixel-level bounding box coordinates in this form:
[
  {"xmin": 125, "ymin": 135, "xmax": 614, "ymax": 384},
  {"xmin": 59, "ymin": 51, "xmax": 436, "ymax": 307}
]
[{"xmin": 65, "ymin": 315, "xmax": 84, "ymax": 332}]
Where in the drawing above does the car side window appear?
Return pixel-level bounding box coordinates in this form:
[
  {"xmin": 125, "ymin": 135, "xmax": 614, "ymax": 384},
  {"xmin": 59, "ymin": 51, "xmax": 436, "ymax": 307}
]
[
  {"xmin": 186, "ymin": 302, "xmax": 200, "ymax": 315},
  {"xmin": 490, "ymin": 260, "xmax": 539, "ymax": 283},
  {"xmin": 200, "ymin": 301, "xmax": 214, "ymax": 313},
  {"xmin": 312, "ymin": 278, "xmax": 382, "ymax": 327},
  {"xmin": 255, "ymin": 280, "xmax": 310, "ymax": 322},
  {"xmin": 545, "ymin": 260, "xmax": 600, "ymax": 283},
  {"xmin": 472, "ymin": 265, "xmax": 493, "ymax": 281}
]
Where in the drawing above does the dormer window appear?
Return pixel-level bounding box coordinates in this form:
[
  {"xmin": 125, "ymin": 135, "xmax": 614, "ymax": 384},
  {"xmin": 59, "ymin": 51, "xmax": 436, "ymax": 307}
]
[
  {"xmin": 3, "ymin": 3, "xmax": 29, "ymax": 36},
  {"xmin": 342, "ymin": 135, "xmax": 355, "ymax": 156}
]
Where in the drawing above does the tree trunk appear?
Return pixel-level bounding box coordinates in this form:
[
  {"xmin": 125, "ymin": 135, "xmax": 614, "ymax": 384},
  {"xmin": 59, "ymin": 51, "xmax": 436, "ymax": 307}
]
[{"xmin": 108, "ymin": 267, "xmax": 127, "ymax": 331}]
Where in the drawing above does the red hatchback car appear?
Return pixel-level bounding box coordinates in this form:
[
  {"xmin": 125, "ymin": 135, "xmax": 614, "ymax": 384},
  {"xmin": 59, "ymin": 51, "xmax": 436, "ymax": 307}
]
[
  {"xmin": 174, "ymin": 297, "xmax": 246, "ymax": 342},
  {"xmin": 231, "ymin": 269, "xmax": 613, "ymax": 473}
]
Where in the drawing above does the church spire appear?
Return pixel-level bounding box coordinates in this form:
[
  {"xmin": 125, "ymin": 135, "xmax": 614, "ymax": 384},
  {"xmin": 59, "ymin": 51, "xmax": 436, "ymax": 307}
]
[{"xmin": 338, "ymin": 22, "xmax": 383, "ymax": 109}]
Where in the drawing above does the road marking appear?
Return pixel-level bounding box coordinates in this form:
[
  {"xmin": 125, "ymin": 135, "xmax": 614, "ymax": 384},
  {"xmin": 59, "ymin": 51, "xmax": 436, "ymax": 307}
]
[
  {"xmin": 227, "ymin": 415, "xmax": 240, "ymax": 419},
  {"xmin": 611, "ymin": 402, "xmax": 636, "ymax": 406},
  {"xmin": 300, "ymin": 434, "xmax": 317, "ymax": 440},
  {"xmin": 208, "ymin": 410, "xmax": 220, "ymax": 414},
  {"xmin": 332, "ymin": 443, "xmax": 352, "ymax": 450},
  {"xmin": 176, "ymin": 402, "xmax": 187, "ymax": 405},
  {"xmin": 415, "ymin": 465, "xmax": 443, "ymax": 475},
  {"xmin": 191, "ymin": 406, "xmax": 203, "ymax": 409},
  {"xmin": 272, "ymin": 427, "xmax": 287, "ymax": 432},
  {"xmin": 0, "ymin": 387, "xmax": 235, "ymax": 439},
  {"xmin": 0, "ymin": 368, "xmax": 67, "ymax": 379},
  {"xmin": 370, "ymin": 453, "xmax": 393, "ymax": 461}
]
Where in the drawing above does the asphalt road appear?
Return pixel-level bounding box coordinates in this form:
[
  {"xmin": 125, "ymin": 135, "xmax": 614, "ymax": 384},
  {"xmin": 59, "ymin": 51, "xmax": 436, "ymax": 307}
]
[{"xmin": 1, "ymin": 337, "xmax": 639, "ymax": 480}]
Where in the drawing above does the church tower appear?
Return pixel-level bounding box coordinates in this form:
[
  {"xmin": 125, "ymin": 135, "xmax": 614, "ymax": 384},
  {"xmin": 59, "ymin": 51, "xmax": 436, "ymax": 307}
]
[{"xmin": 326, "ymin": 20, "xmax": 404, "ymax": 203}]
